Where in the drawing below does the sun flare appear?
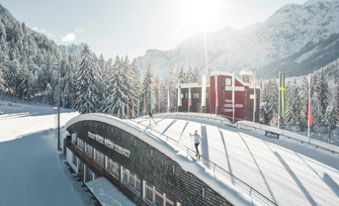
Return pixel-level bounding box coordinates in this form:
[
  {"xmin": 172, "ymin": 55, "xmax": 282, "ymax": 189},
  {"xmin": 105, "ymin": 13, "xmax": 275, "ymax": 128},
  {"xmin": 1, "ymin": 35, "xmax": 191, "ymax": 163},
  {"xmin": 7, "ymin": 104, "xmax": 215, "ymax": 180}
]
[{"xmin": 182, "ymin": 0, "xmax": 223, "ymax": 31}]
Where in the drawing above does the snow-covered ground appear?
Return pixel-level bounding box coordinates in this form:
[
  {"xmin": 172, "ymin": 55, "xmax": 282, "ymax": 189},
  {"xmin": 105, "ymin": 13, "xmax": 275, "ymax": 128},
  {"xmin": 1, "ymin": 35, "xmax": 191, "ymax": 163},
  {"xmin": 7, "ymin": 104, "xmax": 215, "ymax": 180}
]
[
  {"xmin": 0, "ymin": 101, "xmax": 96, "ymax": 206},
  {"xmin": 133, "ymin": 115, "xmax": 339, "ymax": 206},
  {"xmin": 4, "ymin": 100, "xmax": 337, "ymax": 206}
]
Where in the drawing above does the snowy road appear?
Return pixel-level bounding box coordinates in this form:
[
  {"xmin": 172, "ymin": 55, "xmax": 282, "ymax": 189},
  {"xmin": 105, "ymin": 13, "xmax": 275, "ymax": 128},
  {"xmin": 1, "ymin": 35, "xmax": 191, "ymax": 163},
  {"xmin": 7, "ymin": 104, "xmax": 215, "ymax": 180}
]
[
  {"xmin": 136, "ymin": 117, "xmax": 339, "ymax": 206},
  {"xmin": 0, "ymin": 102, "xmax": 93, "ymax": 206}
]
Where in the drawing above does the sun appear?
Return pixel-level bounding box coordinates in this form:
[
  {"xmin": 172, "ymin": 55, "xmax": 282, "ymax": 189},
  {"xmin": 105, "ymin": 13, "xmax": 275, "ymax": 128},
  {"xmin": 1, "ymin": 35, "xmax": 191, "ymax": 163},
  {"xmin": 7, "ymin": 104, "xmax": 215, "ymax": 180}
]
[{"xmin": 182, "ymin": 0, "xmax": 223, "ymax": 32}]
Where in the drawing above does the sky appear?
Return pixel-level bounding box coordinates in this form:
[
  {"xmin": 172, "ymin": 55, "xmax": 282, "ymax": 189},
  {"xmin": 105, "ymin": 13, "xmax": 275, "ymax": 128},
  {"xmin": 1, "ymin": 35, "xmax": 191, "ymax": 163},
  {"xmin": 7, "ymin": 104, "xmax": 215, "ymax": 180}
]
[{"xmin": 0, "ymin": 0, "xmax": 307, "ymax": 59}]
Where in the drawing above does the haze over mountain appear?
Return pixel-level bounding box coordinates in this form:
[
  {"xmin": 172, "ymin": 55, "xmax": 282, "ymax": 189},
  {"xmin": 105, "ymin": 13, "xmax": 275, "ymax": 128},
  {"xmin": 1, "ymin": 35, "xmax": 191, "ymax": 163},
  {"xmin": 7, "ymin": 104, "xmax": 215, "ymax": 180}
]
[{"xmin": 137, "ymin": 0, "xmax": 339, "ymax": 79}]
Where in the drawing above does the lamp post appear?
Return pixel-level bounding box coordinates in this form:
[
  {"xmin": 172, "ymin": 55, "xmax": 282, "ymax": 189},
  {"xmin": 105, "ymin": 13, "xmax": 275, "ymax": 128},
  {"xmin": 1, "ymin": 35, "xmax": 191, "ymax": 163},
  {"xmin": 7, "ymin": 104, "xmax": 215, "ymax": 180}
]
[
  {"xmin": 53, "ymin": 105, "xmax": 61, "ymax": 151},
  {"xmin": 53, "ymin": 63, "xmax": 62, "ymax": 151}
]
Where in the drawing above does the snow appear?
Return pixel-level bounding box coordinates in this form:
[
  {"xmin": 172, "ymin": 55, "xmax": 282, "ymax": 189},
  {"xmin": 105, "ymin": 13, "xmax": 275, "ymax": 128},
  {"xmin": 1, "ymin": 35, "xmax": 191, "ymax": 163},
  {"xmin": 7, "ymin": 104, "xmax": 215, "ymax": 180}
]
[
  {"xmin": 66, "ymin": 113, "xmax": 254, "ymax": 206},
  {"xmin": 131, "ymin": 113, "xmax": 339, "ymax": 206},
  {"xmin": 86, "ymin": 177, "xmax": 136, "ymax": 206},
  {"xmin": 237, "ymin": 120, "xmax": 339, "ymax": 154},
  {"xmin": 6, "ymin": 99, "xmax": 336, "ymax": 206},
  {"xmin": 178, "ymin": 82, "xmax": 200, "ymax": 88},
  {"xmin": 0, "ymin": 101, "xmax": 94, "ymax": 206},
  {"xmin": 0, "ymin": 101, "xmax": 76, "ymax": 142}
]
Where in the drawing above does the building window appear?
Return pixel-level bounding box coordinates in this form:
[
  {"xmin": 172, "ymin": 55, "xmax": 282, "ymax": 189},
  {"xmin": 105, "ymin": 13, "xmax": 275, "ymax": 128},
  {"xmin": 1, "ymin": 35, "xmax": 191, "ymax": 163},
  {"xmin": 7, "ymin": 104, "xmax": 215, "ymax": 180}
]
[
  {"xmin": 86, "ymin": 167, "xmax": 94, "ymax": 182},
  {"xmin": 166, "ymin": 199, "xmax": 175, "ymax": 206},
  {"xmin": 225, "ymin": 78, "xmax": 231, "ymax": 86},
  {"xmin": 121, "ymin": 167, "xmax": 142, "ymax": 196},
  {"xmin": 144, "ymin": 181, "xmax": 174, "ymax": 206},
  {"xmin": 94, "ymin": 149, "xmax": 104, "ymax": 167},
  {"xmin": 71, "ymin": 133, "xmax": 77, "ymax": 144},
  {"xmin": 145, "ymin": 183, "xmax": 153, "ymax": 203},
  {"xmin": 72, "ymin": 153, "xmax": 77, "ymax": 167},
  {"xmin": 106, "ymin": 157, "xmax": 120, "ymax": 178},
  {"xmin": 193, "ymin": 93, "xmax": 200, "ymax": 98},
  {"xmin": 85, "ymin": 144, "xmax": 93, "ymax": 158},
  {"xmin": 202, "ymin": 187, "xmax": 206, "ymax": 198},
  {"xmin": 155, "ymin": 189, "xmax": 163, "ymax": 206},
  {"xmin": 77, "ymin": 138, "xmax": 85, "ymax": 150}
]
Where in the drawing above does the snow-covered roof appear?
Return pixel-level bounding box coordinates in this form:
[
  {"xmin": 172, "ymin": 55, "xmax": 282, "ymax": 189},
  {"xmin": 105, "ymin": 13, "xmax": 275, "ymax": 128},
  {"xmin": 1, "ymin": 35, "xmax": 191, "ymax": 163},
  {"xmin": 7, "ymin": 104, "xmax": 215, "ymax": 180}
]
[
  {"xmin": 66, "ymin": 113, "xmax": 339, "ymax": 206},
  {"xmin": 210, "ymin": 71, "xmax": 233, "ymax": 76},
  {"xmin": 177, "ymin": 83, "xmax": 201, "ymax": 88},
  {"xmin": 65, "ymin": 113, "xmax": 254, "ymax": 206},
  {"xmin": 209, "ymin": 71, "xmax": 248, "ymax": 86},
  {"xmin": 239, "ymin": 70, "xmax": 254, "ymax": 76}
]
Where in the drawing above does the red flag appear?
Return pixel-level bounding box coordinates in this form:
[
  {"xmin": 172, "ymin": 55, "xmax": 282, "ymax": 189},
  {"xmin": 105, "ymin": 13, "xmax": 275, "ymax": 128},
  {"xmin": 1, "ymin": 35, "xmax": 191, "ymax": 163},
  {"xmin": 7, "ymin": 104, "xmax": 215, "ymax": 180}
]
[
  {"xmin": 188, "ymin": 86, "xmax": 192, "ymax": 106},
  {"xmin": 308, "ymin": 99, "xmax": 313, "ymax": 125}
]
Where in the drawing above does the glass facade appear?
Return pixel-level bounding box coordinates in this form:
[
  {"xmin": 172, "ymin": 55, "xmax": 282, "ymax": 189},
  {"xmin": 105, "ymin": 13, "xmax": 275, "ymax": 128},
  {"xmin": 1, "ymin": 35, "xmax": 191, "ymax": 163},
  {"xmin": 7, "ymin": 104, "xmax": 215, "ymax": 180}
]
[
  {"xmin": 77, "ymin": 138, "xmax": 85, "ymax": 150},
  {"xmin": 106, "ymin": 157, "xmax": 120, "ymax": 178},
  {"xmin": 72, "ymin": 153, "xmax": 77, "ymax": 166},
  {"xmin": 85, "ymin": 144, "xmax": 93, "ymax": 158},
  {"xmin": 122, "ymin": 167, "xmax": 142, "ymax": 196},
  {"xmin": 72, "ymin": 132, "xmax": 177, "ymax": 206},
  {"xmin": 94, "ymin": 149, "xmax": 104, "ymax": 167}
]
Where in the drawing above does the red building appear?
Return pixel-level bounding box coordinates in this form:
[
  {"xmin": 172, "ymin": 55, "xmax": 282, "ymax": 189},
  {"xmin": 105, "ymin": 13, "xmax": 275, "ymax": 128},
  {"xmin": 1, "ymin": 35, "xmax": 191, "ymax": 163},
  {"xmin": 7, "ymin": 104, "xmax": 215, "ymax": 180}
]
[
  {"xmin": 209, "ymin": 72, "xmax": 259, "ymax": 123},
  {"xmin": 176, "ymin": 72, "xmax": 260, "ymax": 123}
]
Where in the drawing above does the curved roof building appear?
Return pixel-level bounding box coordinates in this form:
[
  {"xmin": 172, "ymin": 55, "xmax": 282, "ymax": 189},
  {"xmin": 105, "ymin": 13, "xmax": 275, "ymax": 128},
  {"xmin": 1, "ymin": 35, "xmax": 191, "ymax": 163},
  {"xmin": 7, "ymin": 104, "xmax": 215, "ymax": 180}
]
[{"xmin": 64, "ymin": 113, "xmax": 339, "ymax": 206}]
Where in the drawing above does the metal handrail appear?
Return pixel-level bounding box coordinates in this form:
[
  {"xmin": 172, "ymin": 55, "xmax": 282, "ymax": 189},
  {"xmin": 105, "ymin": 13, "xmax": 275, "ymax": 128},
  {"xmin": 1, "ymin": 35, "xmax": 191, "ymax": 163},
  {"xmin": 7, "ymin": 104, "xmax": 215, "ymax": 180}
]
[{"xmin": 129, "ymin": 118, "xmax": 278, "ymax": 206}]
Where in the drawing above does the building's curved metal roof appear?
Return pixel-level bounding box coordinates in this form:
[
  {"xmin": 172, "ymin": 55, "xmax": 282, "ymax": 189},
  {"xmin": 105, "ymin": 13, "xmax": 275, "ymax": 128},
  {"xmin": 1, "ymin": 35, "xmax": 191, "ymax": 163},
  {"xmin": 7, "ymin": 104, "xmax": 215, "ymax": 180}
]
[{"xmin": 66, "ymin": 113, "xmax": 339, "ymax": 206}]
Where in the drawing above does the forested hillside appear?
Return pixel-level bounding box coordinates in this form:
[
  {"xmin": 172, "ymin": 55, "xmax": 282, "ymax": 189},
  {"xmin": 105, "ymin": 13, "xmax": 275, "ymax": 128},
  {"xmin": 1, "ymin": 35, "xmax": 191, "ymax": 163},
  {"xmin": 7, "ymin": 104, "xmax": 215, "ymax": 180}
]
[{"xmin": 0, "ymin": 4, "xmax": 79, "ymax": 106}]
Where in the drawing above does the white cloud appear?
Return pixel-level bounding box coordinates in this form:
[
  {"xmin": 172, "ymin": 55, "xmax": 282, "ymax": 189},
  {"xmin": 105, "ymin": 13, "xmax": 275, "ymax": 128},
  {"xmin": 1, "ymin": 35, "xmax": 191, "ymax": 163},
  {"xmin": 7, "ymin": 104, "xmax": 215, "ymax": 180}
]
[
  {"xmin": 74, "ymin": 28, "xmax": 84, "ymax": 33},
  {"xmin": 61, "ymin": 33, "xmax": 76, "ymax": 44}
]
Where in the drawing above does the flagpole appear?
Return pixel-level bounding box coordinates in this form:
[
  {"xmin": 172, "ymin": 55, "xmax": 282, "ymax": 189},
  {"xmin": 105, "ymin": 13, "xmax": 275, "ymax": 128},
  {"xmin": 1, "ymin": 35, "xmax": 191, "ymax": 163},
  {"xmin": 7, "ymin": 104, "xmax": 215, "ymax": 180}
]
[
  {"xmin": 307, "ymin": 74, "xmax": 311, "ymax": 143},
  {"xmin": 158, "ymin": 82, "xmax": 161, "ymax": 113},
  {"xmin": 201, "ymin": 75, "xmax": 206, "ymax": 113},
  {"xmin": 167, "ymin": 87, "xmax": 170, "ymax": 113},
  {"xmin": 232, "ymin": 73, "xmax": 235, "ymax": 123},
  {"xmin": 214, "ymin": 75, "xmax": 218, "ymax": 115},
  {"xmin": 253, "ymin": 71, "xmax": 256, "ymax": 122},
  {"xmin": 278, "ymin": 72, "xmax": 281, "ymax": 129},
  {"xmin": 188, "ymin": 75, "xmax": 191, "ymax": 113},
  {"xmin": 177, "ymin": 80, "xmax": 182, "ymax": 112}
]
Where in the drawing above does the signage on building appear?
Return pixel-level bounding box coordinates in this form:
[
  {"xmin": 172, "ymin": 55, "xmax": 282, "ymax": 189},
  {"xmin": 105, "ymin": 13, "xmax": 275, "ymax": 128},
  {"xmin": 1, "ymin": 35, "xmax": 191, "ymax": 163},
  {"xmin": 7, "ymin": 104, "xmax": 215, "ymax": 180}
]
[{"xmin": 88, "ymin": 131, "xmax": 131, "ymax": 158}]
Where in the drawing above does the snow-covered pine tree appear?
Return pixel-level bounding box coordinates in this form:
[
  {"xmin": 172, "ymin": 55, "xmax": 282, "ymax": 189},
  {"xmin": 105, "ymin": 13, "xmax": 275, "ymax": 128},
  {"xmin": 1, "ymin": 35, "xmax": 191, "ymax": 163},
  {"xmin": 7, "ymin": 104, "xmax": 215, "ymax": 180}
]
[
  {"xmin": 62, "ymin": 58, "xmax": 76, "ymax": 108},
  {"xmin": 269, "ymin": 79, "xmax": 279, "ymax": 125},
  {"xmin": 96, "ymin": 54, "xmax": 108, "ymax": 109},
  {"xmin": 141, "ymin": 65, "xmax": 155, "ymax": 114},
  {"xmin": 285, "ymin": 81, "xmax": 301, "ymax": 131},
  {"xmin": 164, "ymin": 67, "xmax": 179, "ymax": 112},
  {"xmin": 73, "ymin": 44, "xmax": 100, "ymax": 114},
  {"xmin": 324, "ymin": 99, "xmax": 337, "ymax": 141},
  {"xmin": 312, "ymin": 70, "xmax": 330, "ymax": 128},
  {"xmin": 177, "ymin": 65, "xmax": 185, "ymax": 84},
  {"xmin": 128, "ymin": 59, "xmax": 141, "ymax": 117},
  {"xmin": 192, "ymin": 66, "xmax": 201, "ymax": 84},
  {"xmin": 153, "ymin": 75, "xmax": 161, "ymax": 113},
  {"xmin": 2, "ymin": 60, "xmax": 20, "ymax": 95},
  {"xmin": 298, "ymin": 76, "xmax": 309, "ymax": 131},
  {"xmin": 334, "ymin": 72, "xmax": 339, "ymax": 123},
  {"xmin": 0, "ymin": 21, "xmax": 8, "ymax": 62},
  {"xmin": 102, "ymin": 56, "xmax": 129, "ymax": 118},
  {"xmin": 260, "ymin": 80, "xmax": 274, "ymax": 125},
  {"xmin": 159, "ymin": 79, "xmax": 169, "ymax": 113}
]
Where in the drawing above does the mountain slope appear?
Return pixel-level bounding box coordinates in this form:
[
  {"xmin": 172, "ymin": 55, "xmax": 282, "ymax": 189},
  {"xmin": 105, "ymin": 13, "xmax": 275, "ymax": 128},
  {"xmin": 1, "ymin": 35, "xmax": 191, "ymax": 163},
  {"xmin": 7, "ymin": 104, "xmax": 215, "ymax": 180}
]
[
  {"xmin": 0, "ymin": 3, "xmax": 80, "ymax": 104},
  {"xmin": 137, "ymin": 0, "xmax": 339, "ymax": 79}
]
